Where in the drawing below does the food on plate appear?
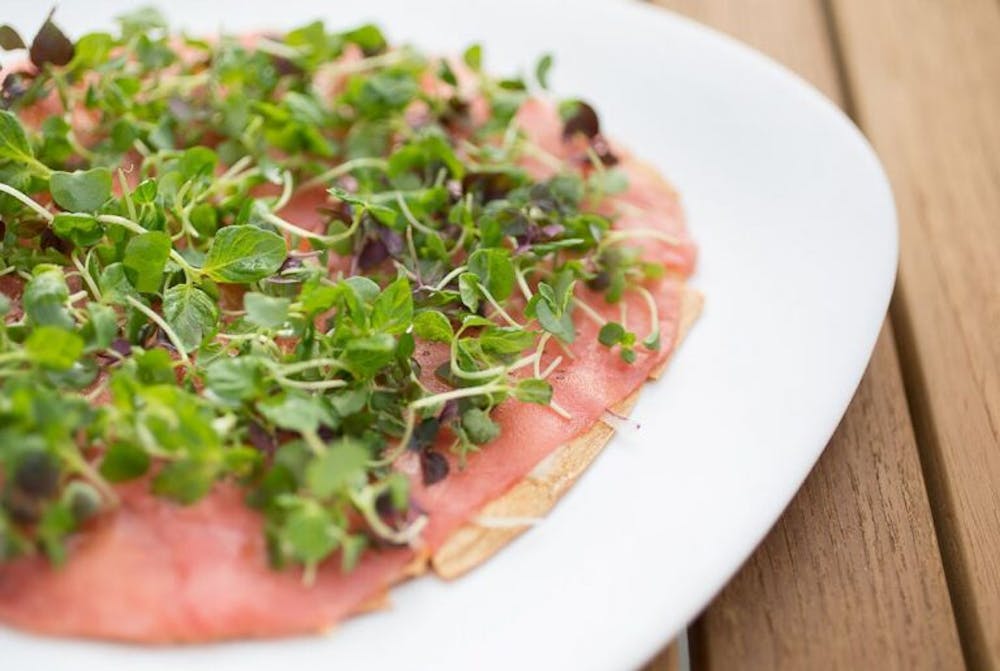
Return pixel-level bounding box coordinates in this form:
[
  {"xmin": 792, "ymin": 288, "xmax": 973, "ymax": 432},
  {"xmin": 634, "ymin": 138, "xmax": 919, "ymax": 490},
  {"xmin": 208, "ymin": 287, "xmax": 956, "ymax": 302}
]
[{"xmin": 0, "ymin": 8, "xmax": 699, "ymax": 641}]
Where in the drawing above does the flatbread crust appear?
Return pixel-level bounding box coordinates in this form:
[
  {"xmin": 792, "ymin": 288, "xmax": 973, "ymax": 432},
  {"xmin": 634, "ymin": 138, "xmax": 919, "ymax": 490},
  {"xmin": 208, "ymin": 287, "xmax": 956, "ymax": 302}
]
[{"xmin": 431, "ymin": 287, "xmax": 703, "ymax": 578}]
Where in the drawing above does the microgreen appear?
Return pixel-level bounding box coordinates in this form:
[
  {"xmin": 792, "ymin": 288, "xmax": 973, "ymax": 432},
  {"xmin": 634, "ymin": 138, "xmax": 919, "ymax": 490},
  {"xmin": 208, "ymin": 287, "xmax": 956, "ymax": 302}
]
[{"xmin": 0, "ymin": 8, "xmax": 666, "ymax": 575}]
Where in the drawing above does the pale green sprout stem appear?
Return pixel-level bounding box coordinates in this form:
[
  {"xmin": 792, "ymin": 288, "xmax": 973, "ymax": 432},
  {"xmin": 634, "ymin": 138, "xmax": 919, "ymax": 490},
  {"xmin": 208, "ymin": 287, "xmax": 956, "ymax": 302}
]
[
  {"xmin": 395, "ymin": 191, "xmax": 438, "ymax": 236},
  {"xmin": 572, "ymin": 296, "xmax": 607, "ymax": 326},
  {"xmin": 302, "ymin": 157, "xmax": 389, "ymax": 189},
  {"xmin": 123, "ymin": 296, "xmax": 191, "ymax": 367},
  {"xmin": 433, "ymin": 264, "xmax": 467, "ymax": 291},
  {"xmin": 634, "ymin": 285, "xmax": 662, "ymax": 350},
  {"xmin": 0, "ymin": 183, "xmax": 53, "ymax": 220}
]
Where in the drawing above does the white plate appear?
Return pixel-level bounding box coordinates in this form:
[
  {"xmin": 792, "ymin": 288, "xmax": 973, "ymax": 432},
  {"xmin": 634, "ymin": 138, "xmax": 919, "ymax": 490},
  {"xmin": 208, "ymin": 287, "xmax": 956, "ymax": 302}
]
[{"xmin": 1, "ymin": 1, "xmax": 897, "ymax": 669}]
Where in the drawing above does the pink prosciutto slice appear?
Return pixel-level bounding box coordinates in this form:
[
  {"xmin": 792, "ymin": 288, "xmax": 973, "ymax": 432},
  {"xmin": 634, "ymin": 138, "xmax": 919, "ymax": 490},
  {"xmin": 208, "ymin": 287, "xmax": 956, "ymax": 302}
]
[{"xmin": 0, "ymin": 98, "xmax": 695, "ymax": 641}]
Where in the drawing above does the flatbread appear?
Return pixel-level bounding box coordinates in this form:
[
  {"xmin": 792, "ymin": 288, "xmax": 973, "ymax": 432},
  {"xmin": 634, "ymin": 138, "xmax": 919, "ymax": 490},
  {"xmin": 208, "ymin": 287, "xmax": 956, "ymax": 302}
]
[{"xmin": 431, "ymin": 287, "xmax": 703, "ymax": 578}]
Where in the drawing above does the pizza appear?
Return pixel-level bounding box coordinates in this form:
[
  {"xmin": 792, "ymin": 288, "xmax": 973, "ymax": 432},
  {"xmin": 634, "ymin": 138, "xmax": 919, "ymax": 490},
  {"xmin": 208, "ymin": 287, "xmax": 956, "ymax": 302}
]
[{"xmin": 0, "ymin": 9, "xmax": 700, "ymax": 641}]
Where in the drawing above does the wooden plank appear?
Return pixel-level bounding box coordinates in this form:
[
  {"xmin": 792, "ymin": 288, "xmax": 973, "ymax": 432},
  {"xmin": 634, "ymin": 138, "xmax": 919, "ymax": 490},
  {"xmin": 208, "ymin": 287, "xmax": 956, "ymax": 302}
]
[
  {"xmin": 645, "ymin": 641, "xmax": 680, "ymax": 671},
  {"xmin": 641, "ymin": 1, "xmax": 963, "ymax": 668},
  {"xmin": 688, "ymin": 329, "xmax": 964, "ymax": 669},
  {"xmin": 828, "ymin": 0, "xmax": 1000, "ymax": 667}
]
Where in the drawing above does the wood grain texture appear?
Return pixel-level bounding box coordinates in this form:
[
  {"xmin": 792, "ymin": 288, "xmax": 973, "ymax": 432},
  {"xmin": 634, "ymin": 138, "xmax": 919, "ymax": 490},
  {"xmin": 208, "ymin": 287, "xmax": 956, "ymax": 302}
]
[
  {"xmin": 688, "ymin": 328, "xmax": 963, "ymax": 670},
  {"xmin": 642, "ymin": 1, "xmax": 964, "ymax": 668},
  {"xmin": 645, "ymin": 641, "xmax": 680, "ymax": 671},
  {"xmin": 827, "ymin": 1, "xmax": 1000, "ymax": 666}
]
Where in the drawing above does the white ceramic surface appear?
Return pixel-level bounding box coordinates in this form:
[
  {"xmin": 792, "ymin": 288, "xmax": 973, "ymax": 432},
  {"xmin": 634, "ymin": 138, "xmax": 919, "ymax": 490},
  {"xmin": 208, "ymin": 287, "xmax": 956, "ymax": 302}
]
[{"xmin": 0, "ymin": 1, "xmax": 897, "ymax": 669}]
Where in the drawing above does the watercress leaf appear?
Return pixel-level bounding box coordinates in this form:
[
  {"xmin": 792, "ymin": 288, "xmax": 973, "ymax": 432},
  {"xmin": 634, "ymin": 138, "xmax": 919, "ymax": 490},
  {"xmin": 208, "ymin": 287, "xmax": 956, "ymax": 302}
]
[
  {"xmin": 152, "ymin": 459, "xmax": 218, "ymax": 504},
  {"xmin": 82, "ymin": 302, "xmax": 117, "ymax": 350},
  {"xmin": 133, "ymin": 178, "xmax": 158, "ymax": 204},
  {"xmin": 123, "ymin": 231, "xmax": 171, "ymax": 292},
  {"xmin": 202, "ymin": 225, "xmax": 286, "ymax": 283},
  {"xmin": 204, "ymin": 356, "xmax": 265, "ymax": 402},
  {"xmin": 244, "ymin": 292, "xmax": 290, "ymax": 329},
  {"xmin": 478, "ymin": 325, "xmax": 535, "ymax": 355},
  {"xmin": 98, "ymin": 263, "xmax": 140, "ymax": 305},
  {"xmin": 134, "ymin": 348, "xmax": 175, "ymax": 384},
  {"xmin": 305, "ymin": 437, "xmax": 369, "ymax": 497},
  {"xmin": 178, "ymin": 146, "xmax": 218, "ymax": 179},
  {"xmin": 51, "ymin": 212, "xmax": 103, "ymax": 247},
  {"xmin": 99, "ymin": 441, "xmax": 151, "ymax": 482},
  {"xmin": 258, "ymin": 392, "xmax": 335, "ymax": 435},
  {"xmin": 25, "ymin": 325, "xmax": 83, "ymax": 369},
  {"xmin": 514, "ymin": 378, "xmax": 553, "ymax": 405},
  {"xmin": 534, "ymin": 298, "xmax": 576, "ymax": 343},
  {"xmin": 462, "ymin": 44, "xmax": 482, "ymax": 71},
  {"xmin": 49, "ymin": 168, "xmax": 113, "ymax": 212},
  {"xmin": 69, "ymin": 32, "xmax": 113, "ymax": 69},
  {"xmin": 162, "ymin": 283, "xmax": 218, "ymax": 352},
  {"xmin": 535, "ymin": 53, "xmax": 553, "ymax": 89},
  {"xmin": 458, "ymin": 272, "xmax": 479, "ymax": 312},
  {"xmin": 23, "ymin": 268, "xmax": 73, "ymax": 329},
  {"xmin": 412, "ymin": 310, "xmax": 453, "ymax": 343},
  {"xmin": 344, "ymin": 333, "xmax": 396, "ymax": 377},
  {"xmin": 461, "ymin": 407, "xmax": 499, "ymax": 445},
  {"xmin": 467, "ymin": 248, "xmax": 514, "ymax": 302},
  {"xmin": 0, "ymin": 110, "xmax": 34, "ymax": 163},
  {"xmin": 280, "ymin": 501, "xmax": 338, "ymax": 565},
  {"xmin": 370, "ymin": 275, "xmax": 413, "ymax": 335},
  {"xmin": 598, "ymin": 322, "xmax": 626, "ymax": 347}
]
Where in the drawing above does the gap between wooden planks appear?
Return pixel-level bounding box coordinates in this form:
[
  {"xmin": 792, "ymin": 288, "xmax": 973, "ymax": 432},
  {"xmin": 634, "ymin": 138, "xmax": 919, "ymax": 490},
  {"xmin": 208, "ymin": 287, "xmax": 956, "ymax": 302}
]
[
  {"xmin": 829, "ymin": 1, "xmax": 1000, "ymax": 667},
  {"xmin": 643, "ymin": 0, "xmax": 964, "ymax": 669}
]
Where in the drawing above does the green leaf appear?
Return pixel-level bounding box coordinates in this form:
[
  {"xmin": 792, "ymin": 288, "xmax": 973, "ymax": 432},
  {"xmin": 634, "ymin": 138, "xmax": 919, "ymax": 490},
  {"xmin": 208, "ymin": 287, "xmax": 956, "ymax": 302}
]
[
  {"xmin": 202, "ymin": 225, "xmax": 286, "ymax": 283},
  {"xmin": 514, "ymin": 378, "xmax": 553, "ymax": 405},
  {"xmin": 134, "ymin": 348, "xmax": 175, "ymax": 384},
  {"xmin": 25, "ymin": 326, "xmax": 83, "ymax": 369},
  {"xmin": 462, "ymin": 44, "xmax": 482, "ymax": 71},
  {"xmin": 243, "ymin": 292, "xmax": 290, "ymax": 329},
  {"xmin": 69, "ymin": 32, "xmax": 113, "ymax": 69},
  {"xmin": 458, "ymin": 272, "xmax": 479, "ymax": 312},
  {"xmin": 598, "ymin": 322, "xmax": 626, "ymax": 347},
  {"xmin": 51, "ymin": 212, "xmax": 104, "ymax": 247},
  {"xmin": 412, "ymin": 310, "xmax": 453, "ymax": 343},
  {"xmin": 0, "ymin": 25, "xmax": 26, "ymax": 50},
  {"xmin": 98, "ymin": 262, "xmax": 140, "ymax": 304},
  {"xmin": 535, "ymin": 53, "xmax": 554, "ymax": 89},
  {"xmin": 0, "ymin": 110, "xmax": 35, "ymax": 163},
  {"xmin": 280, "ymin": 500, "xmax": 338, "ymax": 565},
  {"xmin": 461, "ymin": 407, "xmax": 500, "ymax": 445},
  {"xmin": 478, "ymin": 326, "xmax": 535, "ymax": 355},
  {"xmin": 152, "ymin": 459, "xmax": 218, "ymax": 504},
  {"xmin": 162, "ymin": 284, "xmax": 218, "ymax": 352},
  {"xmin": 49, "ymin": 168, "xmax": 113, "ymax": 212},
  {"xmin": 204, "ymin": 357, "xmax": 265, "ymax": 402},
  {"xmin": 468, "ymin": 248, "xmax": 514, "ymax": 301},
  {"xmin": 82, "ymin": 302, "xmax": 117, "ymax": 350},
  {"xmin": 533, "ymin": 297, "xmax": 575, "ymax": 343},
  {"xmin": 344, "ymin": 333, "xmax": 396, "ymax": 377},
  {"xmin": 123, "ymin": 231, "xmax": 171, "ymax": 292},
  {"xmin": 306, "ymin": 437, "xmax": 369, "ymax": 497},
  {"xmin": 370, "ymin": 275, "xmax": 413, "ymax": 335},
  {"xmin": 258, "ymin": 392, "xmax": 336, "ymax": 435},
  {"xmin": 23, "ymin": 269, "xmax": 73, "ymax": 329},
  {"xmin": 38, "ymin": 502, "xmax": 75, "ymax": 565},
  {"xmin": 99, "ymin": 441, "xmax": 151, "ymax": 482},
  {"xmin": 133, "ymin": 178, "xmax": 158, "ymax": 204}
]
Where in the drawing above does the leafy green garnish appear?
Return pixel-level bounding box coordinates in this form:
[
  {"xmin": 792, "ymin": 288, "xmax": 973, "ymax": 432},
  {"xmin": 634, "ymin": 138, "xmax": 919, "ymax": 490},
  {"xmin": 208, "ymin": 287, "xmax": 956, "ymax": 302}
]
[{"xmin": 0, "ymin": 9, "xmax": 670, "ymax": 575}]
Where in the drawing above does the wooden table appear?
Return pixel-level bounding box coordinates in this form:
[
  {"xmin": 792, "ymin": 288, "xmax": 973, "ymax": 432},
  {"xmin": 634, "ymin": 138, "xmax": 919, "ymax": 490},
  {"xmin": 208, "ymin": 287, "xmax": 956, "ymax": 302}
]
[{"xmin": 640, "ymin": 1, "xmax": 1000, "ymax": 669}]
